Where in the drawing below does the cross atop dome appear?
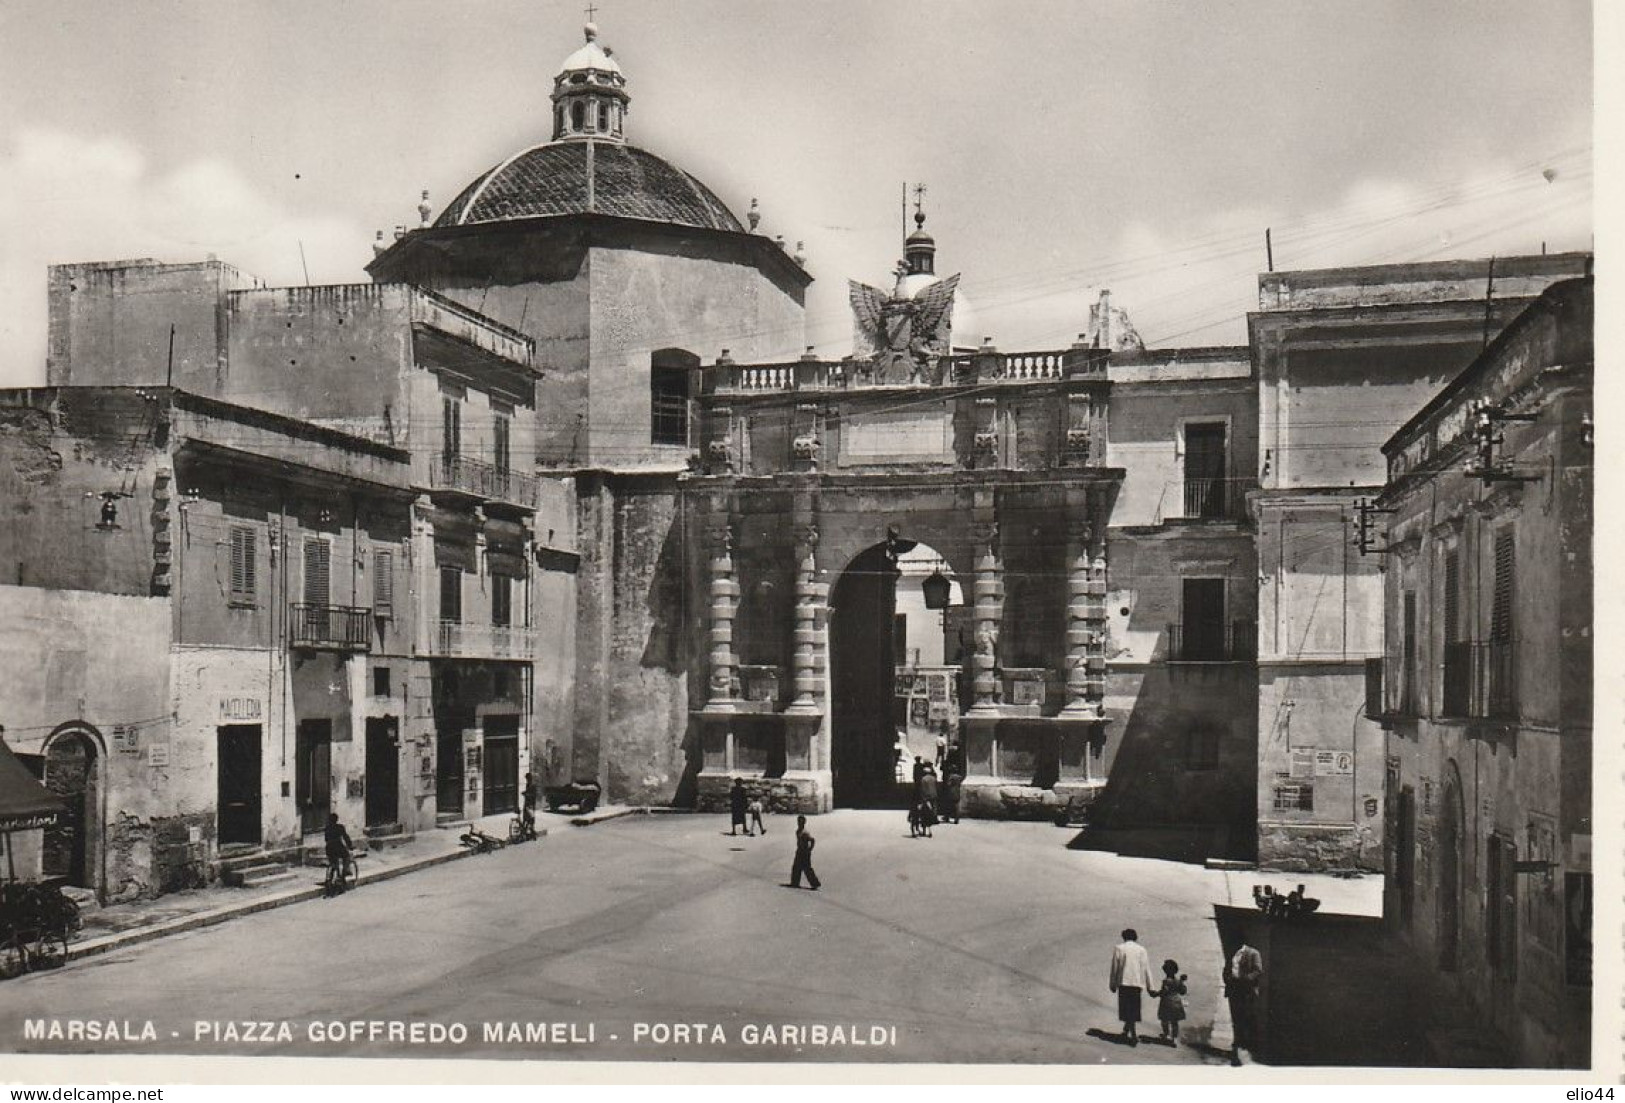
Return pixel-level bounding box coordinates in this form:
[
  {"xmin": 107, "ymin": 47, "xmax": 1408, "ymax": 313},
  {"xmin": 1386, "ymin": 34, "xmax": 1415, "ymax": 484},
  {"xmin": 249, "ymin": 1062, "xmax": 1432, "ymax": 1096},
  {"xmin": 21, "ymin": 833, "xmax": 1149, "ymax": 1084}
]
[{"xmin": 552, "ymin": 17, "xmax": 629, "ymax": 142}]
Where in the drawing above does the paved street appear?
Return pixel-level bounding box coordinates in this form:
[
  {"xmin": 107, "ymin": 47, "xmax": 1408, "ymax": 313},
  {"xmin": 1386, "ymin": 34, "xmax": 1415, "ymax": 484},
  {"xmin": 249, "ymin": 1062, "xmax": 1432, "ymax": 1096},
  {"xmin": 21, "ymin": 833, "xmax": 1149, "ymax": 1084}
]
[{"xmin": 2, "ymin": 812, "xmax": 1247, "ymax": 1065}]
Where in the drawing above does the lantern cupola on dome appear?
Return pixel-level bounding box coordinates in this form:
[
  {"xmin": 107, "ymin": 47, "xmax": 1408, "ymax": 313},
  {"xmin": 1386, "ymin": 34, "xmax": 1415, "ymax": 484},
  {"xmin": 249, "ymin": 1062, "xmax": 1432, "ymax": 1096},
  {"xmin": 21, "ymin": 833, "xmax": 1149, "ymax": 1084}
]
[{"xmin": 552, "ymin": 22, "xmax": 629, "ymax": 142}]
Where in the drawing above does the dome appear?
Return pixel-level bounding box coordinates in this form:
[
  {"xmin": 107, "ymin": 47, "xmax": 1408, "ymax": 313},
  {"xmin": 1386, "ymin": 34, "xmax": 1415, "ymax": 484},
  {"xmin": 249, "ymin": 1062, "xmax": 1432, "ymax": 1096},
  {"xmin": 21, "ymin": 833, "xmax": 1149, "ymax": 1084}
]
[
  {"xmin": 557, "ymin": 24, "xmax": 621, "ymax": 76},
  {"xmin": 434, "ymin": 142, "xmax": 745, "ymax": 233}
]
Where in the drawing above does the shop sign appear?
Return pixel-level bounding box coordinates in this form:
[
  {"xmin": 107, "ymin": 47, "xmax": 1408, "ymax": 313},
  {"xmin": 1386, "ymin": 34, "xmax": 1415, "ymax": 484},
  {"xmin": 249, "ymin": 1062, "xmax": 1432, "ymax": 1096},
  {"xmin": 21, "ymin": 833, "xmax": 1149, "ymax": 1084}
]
[{"xmin": 219, "ymin": 698, "xmax": 262, "ymax": 721}]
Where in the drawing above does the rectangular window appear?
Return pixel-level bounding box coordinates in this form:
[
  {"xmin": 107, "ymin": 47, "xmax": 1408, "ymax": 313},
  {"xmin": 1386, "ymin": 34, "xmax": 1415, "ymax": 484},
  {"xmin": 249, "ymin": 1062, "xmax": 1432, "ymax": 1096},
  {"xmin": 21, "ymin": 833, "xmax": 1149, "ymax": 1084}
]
[
  {"xmin": 1185, "ymin": 726, "xmax": 1220, "ymax": 771},
  {"xmin": 1272, "ymin": 783, "xmax": 1314, "ymax": 812},
  {"xmin": 651, "ymin": 367, "xmax": 690, "ymax": 446},
  {"xmin": 372, "ymin": 549, "xmax": 394, "ymax": 618},
  {"xmin": 491, "ymin": 575, "xmax": 512, "ymax": 627},
  {"xmin": 302, "ymin": 538, "xmax": 330, "ymax": 608},
  {"xmin": 1401, "ymin": 590, "xmax": 1417, "ymax": 713},
  {"xmin": 1488, "ymin": 529, "xmax": 1517, "ymax": 716},
  {"xmin": 442, "ymin": 397, "xmax": 462, "ymax": 472},
  {"xmin": 372, "ymin": 666, "xmax": 391, "ymax": 698},
  {"xmin": 229, "ymin": 524, "xmax": 257, "ymax": 603},
  {"xmin": 1178, "ymin": 577, "xmax": 1227, "ymax": 660},
  {"xmin": 493, "ymin": 414, "xmax": 511, "ymax": 474},
  {"xmin": 493, "ymin": 668, "xmax": 511, "ymax": 699},
  {"xmin": 1442, "ymin": 550, "xmax": 1461, "ymax": 643},
  {"xmin": 1182, "ymin": 422, "xmax": 1227, "ymax": 519},
  {"xmin": 440, "ymin": 566, "xmax": 462, "ymax": 623},
  {"xmin": 1490, "ymin": 529, "xmax": 1515, "ymax": 642}
]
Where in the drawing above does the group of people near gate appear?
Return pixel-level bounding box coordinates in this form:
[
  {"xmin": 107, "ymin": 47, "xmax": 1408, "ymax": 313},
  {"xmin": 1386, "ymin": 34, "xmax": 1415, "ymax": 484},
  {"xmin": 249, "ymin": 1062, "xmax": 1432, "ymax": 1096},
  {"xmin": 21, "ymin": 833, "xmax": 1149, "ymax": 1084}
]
[
  {"xmin": 902, "ymin": 733, "xmax": 964, "ymax": 838},
  {"xmin": 1107, "ymin": 928, "xmax": 1264, "ymax": 1064}
]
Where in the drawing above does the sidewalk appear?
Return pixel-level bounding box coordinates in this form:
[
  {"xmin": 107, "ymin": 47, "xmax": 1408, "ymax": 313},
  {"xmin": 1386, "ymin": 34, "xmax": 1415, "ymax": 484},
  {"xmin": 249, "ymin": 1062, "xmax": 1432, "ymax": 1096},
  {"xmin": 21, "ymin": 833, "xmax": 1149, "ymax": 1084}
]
[{"xmin": 67, "ymin": 812, "xmax": 543, "ymax": 962}]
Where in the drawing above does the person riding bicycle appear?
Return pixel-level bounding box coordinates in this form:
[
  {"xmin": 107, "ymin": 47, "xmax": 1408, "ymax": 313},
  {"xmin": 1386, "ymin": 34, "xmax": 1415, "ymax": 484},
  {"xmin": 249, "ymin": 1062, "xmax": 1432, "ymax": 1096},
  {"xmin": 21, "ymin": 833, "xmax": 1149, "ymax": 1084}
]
[
  {"xmin": 520, "ymin": 771, "xmax": 539, "ymax": 840},
  {"xmin": 324, "ymin": 812, "xmax": 355, "ymax": 892}
]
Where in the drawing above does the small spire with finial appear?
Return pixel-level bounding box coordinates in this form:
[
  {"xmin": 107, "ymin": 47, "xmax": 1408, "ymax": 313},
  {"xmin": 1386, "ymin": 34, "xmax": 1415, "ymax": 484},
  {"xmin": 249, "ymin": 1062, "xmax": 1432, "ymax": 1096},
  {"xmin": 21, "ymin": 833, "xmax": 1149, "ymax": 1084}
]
[
  {"xmin": 774, "ymin": 234, "xmax": 786, "ymax": 251},
  {"xmin": 372, "ymin": 229, "xmax": 387, "ymax": 257},
  {"xmin": 393, "ymin": 225, "xmax": 407, "ymax": 241},
  {"xmin": 793, "ymin": 240, "xmax": 806, "ymax": 266},
  {"xmin": 747, "ymin": 198, "xmax": 761, "ymax": 233},
  {"xmin": 418, "ymin": 189, "xmax": 432, "ymax": 228}
]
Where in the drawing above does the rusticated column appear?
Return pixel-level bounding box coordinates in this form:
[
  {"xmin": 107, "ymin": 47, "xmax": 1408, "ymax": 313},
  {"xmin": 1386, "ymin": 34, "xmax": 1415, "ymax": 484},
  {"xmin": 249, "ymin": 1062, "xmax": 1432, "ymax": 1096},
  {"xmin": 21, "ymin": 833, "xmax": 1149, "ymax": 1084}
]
[
  {"xmin": 1061, "ymin": 518, "xmax": 1099, "ymax": 717},
  {"xmin": 786, "ymin": 525, "xmax": 823, "ymax": 714},
  {"xmin": 969, "ymin": 506, "xmax": 1003, "ymax": 715},
  {"xmin": 1086, "ymin": 543, "xmax": 1109, "ymax": 707},
  {"xmin": 706, "ymin": 517, "xmax": 739, "ymax": 712}
]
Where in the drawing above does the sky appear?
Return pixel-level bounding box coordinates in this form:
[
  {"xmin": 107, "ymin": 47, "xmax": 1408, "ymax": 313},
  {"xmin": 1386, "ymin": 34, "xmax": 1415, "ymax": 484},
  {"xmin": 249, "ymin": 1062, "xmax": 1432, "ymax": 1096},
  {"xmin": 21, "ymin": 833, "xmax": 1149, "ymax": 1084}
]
[{"xmin": 0, "ymin": 0, "xmax": 1596, "ymax": 387}]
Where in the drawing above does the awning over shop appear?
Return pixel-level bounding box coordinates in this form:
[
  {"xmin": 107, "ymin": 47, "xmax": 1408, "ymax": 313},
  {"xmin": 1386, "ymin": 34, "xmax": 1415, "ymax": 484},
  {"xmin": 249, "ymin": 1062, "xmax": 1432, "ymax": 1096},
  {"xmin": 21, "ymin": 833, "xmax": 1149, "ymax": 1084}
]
[{"xmin": 0, "ymin": 739, "xmax": 65, "ymax": 831}]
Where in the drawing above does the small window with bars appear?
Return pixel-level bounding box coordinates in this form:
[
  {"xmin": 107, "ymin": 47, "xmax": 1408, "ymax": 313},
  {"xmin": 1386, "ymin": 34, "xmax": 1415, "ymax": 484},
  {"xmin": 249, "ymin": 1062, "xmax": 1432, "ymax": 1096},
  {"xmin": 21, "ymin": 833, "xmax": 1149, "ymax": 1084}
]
[
  {"xmin": 373, "ymin": 550, "xmax": 394, "ymax": 618},
  {"xmin": 229, "ymin": 525, "xmax": 257, "ymax": 604}
]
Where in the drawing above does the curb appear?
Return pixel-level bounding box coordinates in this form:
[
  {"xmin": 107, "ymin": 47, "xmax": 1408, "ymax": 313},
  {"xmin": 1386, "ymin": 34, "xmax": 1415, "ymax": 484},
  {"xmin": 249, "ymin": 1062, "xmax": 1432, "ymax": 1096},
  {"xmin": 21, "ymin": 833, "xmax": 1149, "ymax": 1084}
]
[{"xmin": 67, "ymin": 829, "xmax": 548, "ymax": 964}]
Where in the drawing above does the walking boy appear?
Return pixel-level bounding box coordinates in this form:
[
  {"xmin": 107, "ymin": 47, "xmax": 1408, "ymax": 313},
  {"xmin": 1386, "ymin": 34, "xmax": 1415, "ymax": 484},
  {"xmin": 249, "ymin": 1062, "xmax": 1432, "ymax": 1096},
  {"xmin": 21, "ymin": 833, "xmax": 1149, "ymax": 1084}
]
[{"xmin": 790, "ymin": 815, "xmax": 820, "ymax": 890}]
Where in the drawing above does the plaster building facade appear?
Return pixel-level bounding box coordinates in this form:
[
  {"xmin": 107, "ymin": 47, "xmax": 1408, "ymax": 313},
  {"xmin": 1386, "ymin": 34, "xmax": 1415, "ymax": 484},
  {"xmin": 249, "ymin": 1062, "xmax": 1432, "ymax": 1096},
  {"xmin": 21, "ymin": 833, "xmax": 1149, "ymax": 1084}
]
[
  {"xmin": 1376, "ymin": 277, "xmax": 1592, "ymax": 1067},
  {"xmin": 0, "ymin": 388, "xmax": 417, "ymax": 900},
  {"xmin": 1247, "ymin": 253, "xmax": 1590, "ymax": 871}
]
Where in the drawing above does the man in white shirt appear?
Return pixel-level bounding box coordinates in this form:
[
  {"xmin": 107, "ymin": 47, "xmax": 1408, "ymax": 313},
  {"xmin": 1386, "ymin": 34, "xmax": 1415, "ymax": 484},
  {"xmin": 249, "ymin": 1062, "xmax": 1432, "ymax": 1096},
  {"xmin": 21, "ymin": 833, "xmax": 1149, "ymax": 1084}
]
[{"xmin": 1108, "ymin": 928, "xmax": 1153, "ymax": 1045}]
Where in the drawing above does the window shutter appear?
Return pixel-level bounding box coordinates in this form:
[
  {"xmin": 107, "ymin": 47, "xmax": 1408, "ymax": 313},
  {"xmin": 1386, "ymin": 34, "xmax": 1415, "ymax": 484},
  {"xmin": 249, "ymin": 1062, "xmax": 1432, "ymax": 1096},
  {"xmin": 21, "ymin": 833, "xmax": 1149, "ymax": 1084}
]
[
  {"xmin": 1442, "ymin": 550, "xmax": 1459, "ymax": 643},
  {"xmin": 1490, "ymin": 529, "xmax": 1515, "ymax": 642},
  {"xmin": 230, "ymin": 525, "xmax": 256, "ymax": 600},
  {"xmin": 373, "ymin": 550, "xmax": 393, "ymax": 615},
  {"xmin": 303, "ymin": 539, "xmax": 330, "ymax": 607}
]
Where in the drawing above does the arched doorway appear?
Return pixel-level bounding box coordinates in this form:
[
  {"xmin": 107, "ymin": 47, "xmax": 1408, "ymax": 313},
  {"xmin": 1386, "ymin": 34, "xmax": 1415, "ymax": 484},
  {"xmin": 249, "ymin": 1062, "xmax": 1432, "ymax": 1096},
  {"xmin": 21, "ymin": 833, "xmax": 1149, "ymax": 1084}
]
[
  {"xmin": 829, "ymin": 538, "xmax": 962, "ymax": 807},
  {"xmin": 1437, "ymin": 762, "xmax": 1465, "ymax": 971},
  {"xmin": 42, "ymin": 725, "xmax": 102, "ymax": 895}
]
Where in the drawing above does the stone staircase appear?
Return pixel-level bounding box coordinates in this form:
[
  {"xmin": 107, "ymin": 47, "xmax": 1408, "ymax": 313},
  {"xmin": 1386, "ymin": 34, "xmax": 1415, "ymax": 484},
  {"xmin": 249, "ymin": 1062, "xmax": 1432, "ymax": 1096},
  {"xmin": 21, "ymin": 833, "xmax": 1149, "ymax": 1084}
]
[
  {"xmin": 216, "ymin": 844, "xmax": 300, "ymax": 889},
  {"xmin": 363, "ymin": 821, "xmax": 411, "ymax": 849}
]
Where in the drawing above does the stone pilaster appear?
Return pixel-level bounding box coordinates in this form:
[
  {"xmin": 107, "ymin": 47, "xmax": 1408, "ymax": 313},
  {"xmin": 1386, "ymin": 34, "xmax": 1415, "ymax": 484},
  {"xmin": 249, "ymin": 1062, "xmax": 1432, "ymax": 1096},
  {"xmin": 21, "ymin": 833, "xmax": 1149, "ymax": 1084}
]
[
  {"xmin": 705, "ymin": 516, "xmax": 739, "ymax": 712},
  {"xmin": 969, "ymin": 503, "xmax": 1003, "ymax": 715}
]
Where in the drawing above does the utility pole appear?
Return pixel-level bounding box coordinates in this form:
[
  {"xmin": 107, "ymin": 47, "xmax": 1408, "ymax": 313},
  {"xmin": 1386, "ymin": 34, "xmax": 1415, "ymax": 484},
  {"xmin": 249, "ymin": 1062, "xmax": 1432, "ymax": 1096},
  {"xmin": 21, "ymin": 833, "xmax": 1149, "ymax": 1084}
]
[{"xmin": 1265, "ymin": 228, "xmax": 1274, "ymax": 273}]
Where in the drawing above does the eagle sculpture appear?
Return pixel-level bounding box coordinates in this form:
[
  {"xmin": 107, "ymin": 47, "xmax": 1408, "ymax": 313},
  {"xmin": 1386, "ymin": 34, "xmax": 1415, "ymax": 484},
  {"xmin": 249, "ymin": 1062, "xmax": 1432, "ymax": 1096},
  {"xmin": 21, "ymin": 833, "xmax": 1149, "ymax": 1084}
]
[{"xmin": 849, "ymin": 270, "xmax": 961, "ymax": 383}]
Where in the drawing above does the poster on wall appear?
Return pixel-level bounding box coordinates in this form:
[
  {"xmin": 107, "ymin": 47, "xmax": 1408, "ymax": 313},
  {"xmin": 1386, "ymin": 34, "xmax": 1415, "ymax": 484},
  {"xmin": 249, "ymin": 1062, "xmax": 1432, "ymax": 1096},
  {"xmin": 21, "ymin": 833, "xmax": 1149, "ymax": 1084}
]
[{"xmin": 1314, "ymin": 750, "xmax": 1354, "ymax": 776}]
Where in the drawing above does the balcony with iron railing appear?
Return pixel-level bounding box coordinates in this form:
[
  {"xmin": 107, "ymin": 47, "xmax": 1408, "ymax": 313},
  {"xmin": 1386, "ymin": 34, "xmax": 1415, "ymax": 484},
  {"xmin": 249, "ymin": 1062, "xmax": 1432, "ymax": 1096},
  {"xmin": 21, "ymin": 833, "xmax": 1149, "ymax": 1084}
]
[
  {"xmin": 1165, "ymin": 619, "xmax": 1257, "ymax": 662},
  {"xmin": 428, "ymin": 453, "xmax": 538, "ymax": 509},
  {"xmin": 432, "ymin": 620, "xmax": 537, "ymax": 661},
  {"xmin": 290, "ymin": 603, "xmax": 371, "ymax": 651}
]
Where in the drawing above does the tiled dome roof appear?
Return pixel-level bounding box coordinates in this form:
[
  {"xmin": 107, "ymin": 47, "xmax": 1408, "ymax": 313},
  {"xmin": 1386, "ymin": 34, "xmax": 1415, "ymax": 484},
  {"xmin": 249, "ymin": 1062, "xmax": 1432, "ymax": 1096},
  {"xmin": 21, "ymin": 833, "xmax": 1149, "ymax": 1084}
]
[{"xmin": 434, "ymin": 142, "xmax": 744, "ymax": 233}]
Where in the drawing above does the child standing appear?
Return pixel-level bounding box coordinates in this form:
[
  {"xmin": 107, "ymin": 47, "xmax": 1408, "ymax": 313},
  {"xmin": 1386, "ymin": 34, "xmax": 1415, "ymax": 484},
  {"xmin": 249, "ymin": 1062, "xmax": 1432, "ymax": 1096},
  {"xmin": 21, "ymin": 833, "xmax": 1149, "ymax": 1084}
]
[
  {"xmin": 748, "ymin": 794, "xmax": 767, "ymax": 836},
  {"xmin": 1149, "ymin": 958, "xmax": 1188, "ymax": 1045}
]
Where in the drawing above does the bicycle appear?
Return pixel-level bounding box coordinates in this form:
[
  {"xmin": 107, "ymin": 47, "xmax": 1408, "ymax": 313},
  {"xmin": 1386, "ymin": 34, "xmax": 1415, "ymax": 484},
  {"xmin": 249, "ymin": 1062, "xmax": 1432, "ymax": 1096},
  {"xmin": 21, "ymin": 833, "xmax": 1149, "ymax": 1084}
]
[
  {"xmin": 322, "ymin": 850, "xmax": 358, "ymax": 897},
  {"xmin": 458, "ymin": 824, "xmax": 506, "ymax": 854},
  {"xmin": 509, "ymin": 807, "xmax": 538, "ymax": 844}
]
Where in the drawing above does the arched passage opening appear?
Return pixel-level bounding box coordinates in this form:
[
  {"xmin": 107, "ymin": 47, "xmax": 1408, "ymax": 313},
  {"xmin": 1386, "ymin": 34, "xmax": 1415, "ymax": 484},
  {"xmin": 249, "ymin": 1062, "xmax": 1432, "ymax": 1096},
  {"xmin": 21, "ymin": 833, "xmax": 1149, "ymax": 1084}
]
[
  {"xmin": 828, "ymin": 537, "xmax": 964, "ymax": 808},
  {"xmin": 42, "ymin": 724, "xmax": 103, "ymax": 896}
]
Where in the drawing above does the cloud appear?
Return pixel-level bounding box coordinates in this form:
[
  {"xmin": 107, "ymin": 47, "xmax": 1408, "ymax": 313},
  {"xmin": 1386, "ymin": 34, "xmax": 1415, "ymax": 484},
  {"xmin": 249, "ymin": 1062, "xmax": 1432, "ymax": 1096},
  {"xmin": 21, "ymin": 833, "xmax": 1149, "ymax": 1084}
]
[{"xmin": 0, "ymin": 128, "xmax": 371, "ymax": 387}]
